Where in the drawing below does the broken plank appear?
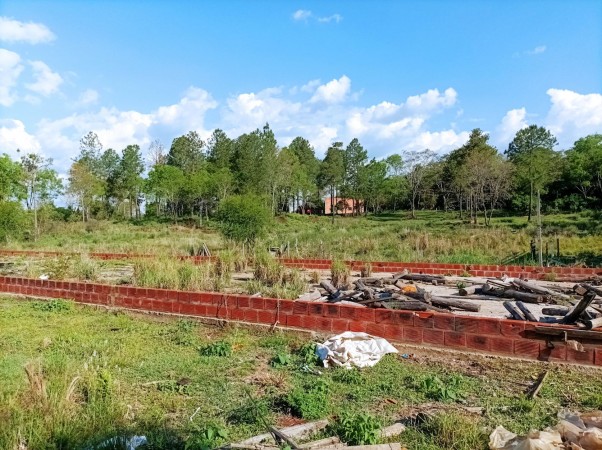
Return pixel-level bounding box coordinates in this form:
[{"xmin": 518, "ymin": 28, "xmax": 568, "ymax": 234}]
[
  {"xmin": 238, "ymin": 420, "xmax": 329, "ymax": 445},
  {"xmin": 516, "ymin": 301, "xmax": 538, "ymax": 322},
  {"xmin": 503, "ymin": 301, "xmax": 526, "ymax": 321}
]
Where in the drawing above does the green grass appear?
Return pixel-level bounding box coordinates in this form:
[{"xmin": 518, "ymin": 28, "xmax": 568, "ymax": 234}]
[
  {"xmin": 6, "ymin": 210, "xmax": 602, "ymax": 265},
  {"xmin": 1, "ymin": 296, "xmax": 602, "ymax": 450}
]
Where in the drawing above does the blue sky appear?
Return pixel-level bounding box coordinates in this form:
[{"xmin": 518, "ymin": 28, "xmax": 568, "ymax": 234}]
[{"xmin": 1, "ymin": 0, "xmax": 601, "ymax": 173}]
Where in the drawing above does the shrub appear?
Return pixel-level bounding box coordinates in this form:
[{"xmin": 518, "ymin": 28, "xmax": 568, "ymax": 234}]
[
  {"xmin": 216, "ymin": 195, "xmax": 271, "ymax": 247},
  {"xmin": 0, "ymin": 201, "xmax": 28, "ymax": 242},
  {"xmin": 286, "ymin": 380, "xmax": 330, "ymax": 419},
  {"xmin": 334, "ymin": 412, "xmax": 380, "ymax": 445},
  {"xmin": 419, "ymin": 374, "xmax": 465, "ymax": 402},
  {"xmin": 199, "ymin": 341, "xmax": 232, "ymax": 357}
]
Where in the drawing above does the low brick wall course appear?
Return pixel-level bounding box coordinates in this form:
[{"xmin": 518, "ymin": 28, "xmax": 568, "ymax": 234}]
[{"xmin": 1, "ymin": 275, "xmax": 601, "ymax": 367}]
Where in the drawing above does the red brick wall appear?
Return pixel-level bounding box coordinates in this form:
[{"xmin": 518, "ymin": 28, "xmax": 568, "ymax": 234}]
[
  {"xmin": 1, "ymin": 275, "xmax": 600, "ymax": 366},
  {"xmin": 1, "ymin": 250, "xmax": 600, "ymax": 280}
]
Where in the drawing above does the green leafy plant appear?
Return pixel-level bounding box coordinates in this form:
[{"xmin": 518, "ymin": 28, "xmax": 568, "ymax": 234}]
[
  {"xmin": 420, "ymin": 374, "xmax": 465, "ymax": 402},
  {"xmin": 31, "ymin": 299, "xmax": 73, "ymax": 313},
  {"xmin": 186, "ymin": 423, "xmax": 229, "ymax": 450},
  {"xmin": 216, "ymin": 195, "xmax": 271, "ymax": 247},
  {"xmin": 296, "ymin": 342, "xmax": 321, "ymax": 366},
  {"xmin": 270, "ymin": 352, "xmax": 292, "ymax": 368},
  {"xmin": 286, "ymin": 379, "xmax": 330, "ymax": 420},
  {"xmin": 199, "ymin": 341, "xmax": 232, "ymax": 357},
  {"xmin": 334, "ymin": 412, "xmax": 380, "ymax": 445}
]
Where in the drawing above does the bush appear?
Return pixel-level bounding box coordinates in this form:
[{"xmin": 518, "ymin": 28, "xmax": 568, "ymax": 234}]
[
  {"xmin": 216, "ymin": 195, "xmax": 271, "ymax": 247},
  {"xmin": 0, "ymin": 201, "xmax": 28, "ymax": 242},
  {"xmin": 334, "ymin": 412, "xmax": 380, "ymax": 445},
  {"xmin": 286, "ymin": 380, "xmax": 330, "ymax": 419}
]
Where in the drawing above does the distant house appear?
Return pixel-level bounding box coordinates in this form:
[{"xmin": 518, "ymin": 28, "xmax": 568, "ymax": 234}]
[{"xmin": 324, "ymin": 197, "xmax": 364, "ymax": 215}]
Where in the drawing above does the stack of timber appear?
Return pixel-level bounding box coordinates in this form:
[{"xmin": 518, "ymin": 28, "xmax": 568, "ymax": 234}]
[{"xmin": 316, "ymin": 270, "xmax": 480, "ymax": 314}]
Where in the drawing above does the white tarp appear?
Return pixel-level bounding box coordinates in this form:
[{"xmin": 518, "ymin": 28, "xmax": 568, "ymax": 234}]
[
  {"xmin": 316, "ymin": 331, "xmax": 398, "ymax": 369},
  {"xmin": 489, "ymin": 410, "xmax": 602, "ymax": 450}
]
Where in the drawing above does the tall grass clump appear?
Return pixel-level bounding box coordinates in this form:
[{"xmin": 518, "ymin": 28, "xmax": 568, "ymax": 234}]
[
  {"xmin": 331, "ymin": 259, "xmax": 350, "ymax": 288},
  {"xmin": 248, "ymin": 251, "xmax": 307, "ymax": 299},
  {"xmin": 133, "ymin": 258, "xmax": 218, "ymax": 291}
]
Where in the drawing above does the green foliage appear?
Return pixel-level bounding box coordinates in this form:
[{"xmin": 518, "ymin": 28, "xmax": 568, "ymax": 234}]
[
  {"xmin": 419, "ymin": 374, "xmax": 466, "ymax": 402},
  {"xmin": 330, "ymin": 259, "xmax": 350, "ymax": 288},
  {"xmin": 296, "ymin": 343, "xmax": 321, "ymax": 366},
  {"xmin": 270, "ymin": 352, "xmax": 292, "ymax": 368},
  {"xmin": 334, "ymin": 412, "xmax": 380, "ymax": 445},
  {"xmin": 216, "ymin": 194, "xmax": 271, "ymax": 246},
  {"xmin": 186, "ymin": 423, "xmax": 229, "ymax": 450},
  {"xmin": 31, "ymin": 299, "xmax": 74, "ymax": 312},
  {"xmin": 286, "ymin": 379, "xmax": 330, "ymax": 420},
  {"xmin": 200, "ymin": 341, "xmax": 232, "ymax": 357},
  {"xmin": 0, "ymin": 201, "xmax": 28, "ymax": 242}
]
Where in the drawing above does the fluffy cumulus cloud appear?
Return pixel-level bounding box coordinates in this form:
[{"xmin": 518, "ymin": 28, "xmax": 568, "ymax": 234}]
[
  {"xmin": 0, "ymin": 16, "xmax": 55, "ymax": 44},
  {"xmin": 310, "ymin": 75, "xmax": 351, "ymax": 104},
  {"xmin": 25, "ymin": 60, "xmax": 63, "ymax": 96},
  {"xmin": 76, "ymin": 89, "xmax": 99, "ymax": 106},
  {"xmin": 497, "ymin": 107, "xmax": 528, "ymax": 143},
  {"xmin": 0, "ymin": 48, "xmax": 23, "ymax": 106},
  {"xmin": 0, "ymin": 119, "xmax": 41, "ymax": 158}
]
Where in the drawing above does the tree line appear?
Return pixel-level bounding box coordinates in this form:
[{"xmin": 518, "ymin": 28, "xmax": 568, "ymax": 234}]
[{"xmin": 1, "ymin": 123, "xmax": 601, "ymax": 241}]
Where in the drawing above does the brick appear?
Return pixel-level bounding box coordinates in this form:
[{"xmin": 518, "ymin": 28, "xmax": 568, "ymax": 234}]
[
  {"xmin": 279, "ymin": 300, "xmax": 294, "ymax": 314},
  {"xmin": 392, "ymin": 311, "xmax": 414, "ymax": 326},
  {"xmin": 422, "ymin": 328, "xmax": 445, "ymax": 346},
  {"xmin": 349, "ymin": 321, "xmax": 367, "ymax": 333},
  {"xmin": 513, "ymin": 340, "xmax": 540, "ymax": 358},
  {"xmin": 383, "ymin": 324, "xmax": 403, "ymax": 341},
  {"xmin": 500, "ymin": 320, "xmax": 525, "ymax": 337},
  {"xmin": 539, "ymin": 342, "xmax": 566, "ymax": 361},
  {"xmin": 250, "ymin": 297, "xmax": 265, "ymax": 309},
  {"xmin": 177, "ymin": 291, "xmax": 190, "ymax": 303},
  {"xmin": 595, "ymin": 349, "xmax": 602, "ymax": 366},
  {"xmin": 466, "ymin": 334, "xmax": 490, "ymax": 351},
  {"xmin": 237, "ymin": 295, "xmax": 251, "ymax": 308},
  {"xmin": 323, "ymin": 304, "xmax": 340, "ymax": 317},
  {"xmin": 567, "ymin": 347, "xmax": 595, "ymax": 365},
  {"xmin": 365, "ymin": 322, "xmax": 385, "ymax": 337},
  {"xmin": 243, "ymin": 309, "xmax": 258, "ymax": 322},
  {"xmin": 257, "ymin": 309, "xmax": 277, "ymax": 323},
  {"xmin": 264, "ymin": 298, "xmax": 279, "ymax": 310},
  {"xmin": 489, "ymin": 337, "xmax": 514, "ymax": 354},
  {"xmin": 293, "ymin": 302, "xmax": 308, "ymax": 315},
  {"xmin": 414, "ymin": 312, "xmax": 434, "ymax": 328},
  {"xmin": 205, "ymin": 305, "xmax": 218, "ymax": 316},
  {"xmin": 307, "ymin": 302, "xmax": 324, "ymax": 315},
  {"xmin": 445, "ymin": 331, "xmax": 466, "ymax": 347},
  {"xmin": 455, "ymin": 317, "xmax": 479, "ymax": 334},
  {"xmin": 403, "ymin": 327, "xmax": 423, "ymax": 343},
  {"xmin": 477, "ymin": 318, "xmax": 501, "ymax": 335},
  {"xmin": 354, "ymin": 308, "xmax": 376, "ymax": 322},
  {"xmin": 302, "ymin": 315, "xmax": 332, "ymax": 332},
  {"xmin": 180, "ymin": 302, "xmax": 196, "ymax": 315},
  {"xmin": 331, "ymin": 318, "xmax": 349, "ymax": 333},
  {"xmin": 286, "ymin": 315, "xmax": 303, "ymax": 328},
  {"xmin": 433, "ymin": 313, "xmax": 455, "ymax": 331},
  {"xmin": 374, "ymin": 310, "xmax": 394, "ymax": 324}
]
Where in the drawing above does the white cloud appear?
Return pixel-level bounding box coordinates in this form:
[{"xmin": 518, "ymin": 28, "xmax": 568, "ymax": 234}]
[
  {"xmin": 0, "ymin": 119, "xmax": 41, "ymax": 157},
  {"xmin": 545, "ymin": 88, "xmax": 602, "ymax": 144},
  {"xmin": 317, "ymin": 14, "xmax": 343, "ymax": 23},
  {"xmin": 405, "ymin": 88, "xmax": 457, "ymax": 114},
  {"xmin": 527, "ymin": 45, "xmax": 547, "ymax": 55},
  {"xmin": 497, "ymin": 107, "xmax": 528, "ymax": 143},
  {"xmin": 155, "ymin": 86, "xmax": 217, "ymax": 129},
  {"xmin": 292, "ymin": 10, "xmax": 312, "ymax": 21},
  {"xmin": 0, "ymin": 48, "xmax": 23, "ymax": 106},
  {"xmin": 300, "ymin": 79, "xmax": 321, "ymax": 93},
  {"xmin": 0, "ymin": 16, "xmax": 55, "ymax": 44},
  {"xmin": 310, "ymin": 75, "xmax": 351, "ymax": 104},
  {"xmin": 408, "ymin": 129, "xmax": 470, "ymax": 153},
  {"xmin": 25, "ymin": 60, "xmax": 63, "ymax": 96},
  {"xmin": 76, "ymin": 89, "xmax": 99, "ymax": 106}
]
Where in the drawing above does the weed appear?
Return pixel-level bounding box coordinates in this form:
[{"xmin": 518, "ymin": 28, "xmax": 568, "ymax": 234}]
[
  {"xmin": 416, "ymin": 412, "xmax": 487, "ymax": 450},
  {"xmin": 331, "ymin": 259, "xmax": 350, "ymax": 288},
  {"xmin": 360, "ymin": 263, "xmax": 373, "ymax": 278},
  {"xmin": 419, "ymin": 374, "xmax": 465, "ymax": 402},
  {"xmin": 31, "ymin": 299, "xmax": 73, "ymax": 312},
  {"xmin": 186, "ymin": 423, "xmax": 229, "ymax": 450},
  {"xmin": 296, "ymin": 342, "xmax": 321, "ymax": 366},
  {"xmin": 286, "ymin": 379, "xmax": 330, "ymax": 420},
  {"xmin": 228, "ymin": 397, "xmax": 271, "ymax": 426},
  {"xmin": 333, "ymin": 368, "xmax": 363, "ymax": 384},
  {"xmin": 334, "ymin": 411, "xmax": 381, "ymax": 445},
  {"xmin": 543, "ymin": 272, "xmax": 557, "ymax": 282},
  {"xmin": 309, "ymin": 270, "xmax": 320, "ymax": 284},
  {"xmin": 270, "ymin": 352, "xmax": 292, "ymax": 368},
  {"xmin": 200, "ymin": 341, "xmax": 232, "ymax": 357}
]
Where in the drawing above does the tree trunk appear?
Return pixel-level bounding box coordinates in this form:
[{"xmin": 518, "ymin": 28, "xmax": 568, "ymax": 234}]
[{"xmin": 528, "ymin": 180, "xmax": 533, "ymax": 222}]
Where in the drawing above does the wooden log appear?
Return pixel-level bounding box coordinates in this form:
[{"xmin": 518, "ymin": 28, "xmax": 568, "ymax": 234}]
[
  {"xmin": 542, "ymin": 306, "xmax": 569, "ymax": 316},
  {"xmin": 584, "ymin": 316, "xmax": 602, "ymax": 330},
  {"xmin": 511, "ymin": 279, "xmax": 573, "ymax": 302},
  {"xmin": 516, "ymin": 301, "xmax": 538, "ymax": 322},
  {"xmin": 320, "ymin": 281, "xmax": 340, "ymax": 300},
  {"xmin": 379, "ymin": 423, "xmax": 406, "ymax": 438},
  {"xmin": 503, "ymin": 301, "xmax": 526, "ymax": 321},
  {"xmin": 533, "ymin": 326, "xmax": 602, "ymax": 341},
  {"xmin": 357, "ymin": 277, "xmax": 384, "ymax": 287},
  {"xmin": 560, "ymin": 290, "xmax": 597, "ymax": 324},
  {"xmin": 387, "ymin": 301, "xmax": 429, "ymax": 311},
  {"xmin": 238, "ymin": 421, "xmax": 329, "ymax": 445},
  {"xmin": 268, "ymin": 427, "xmax": 300, "ymax": 449},
  {"xmin": 430, "ymin": 296, "xmax": 481, "ymax": 312},
  {"xmin": 503, "ymin": 289, "xmax": 545, "ymax": 304},
  {"xmin": 459, "ymin": 285, "xmax": 482, "ymax": 296},
  {"xmin": 399, "ymin": 273, "xmax": 445, "ymax": 283},
  {"xmin": 299, "ymin": 437, "xmax": 340, "ymax": 449},
  {"xmin": 527, "ymin": 370, "xmax": 549, "ymax": 399}
]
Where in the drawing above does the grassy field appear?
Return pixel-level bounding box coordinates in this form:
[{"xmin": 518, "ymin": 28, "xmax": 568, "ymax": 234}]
[
  {"xmin": 5, "ymin": 210, "xmax": 602, "ymax": 266},
  {"xmin": 2, "ymin": 296, "xmax": 602, "ymax": 450}
]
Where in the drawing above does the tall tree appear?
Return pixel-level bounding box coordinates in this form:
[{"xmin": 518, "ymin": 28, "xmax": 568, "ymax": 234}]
[
  {"xmin": 116, "ymin": 145, "xmax": 144, "ymax": 218},
  {"xmin": 167, "ymin": 131, "xmax": 205, "ymax": 174},
  {"xmin": 0, "ymin": 153, "xmax": 25, "ymax": 202},
  {"xmin": 19, "ymin": 153, "xmax": 62, "ymax": 239},
  {"xmin": 206, "ymin": 129, "xmax": 233, "ymax": 170},
  {"xmin": 403, "ymin": 149, "xmax": 436, "ymax": 218},
  {"xmin": 565, "ymin": 134, "xmax": 602, "ymax": 203},
  {"xmin": 318, "ymin": 142, "xmax": 345, "ymax": 223},
  {"xmin": 505, "ymin": 125, "xmax": 558, "ymax": 221},
  {"xmin": 343, "ymin": 138, "xmax": 368, "ymax": 215}
]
